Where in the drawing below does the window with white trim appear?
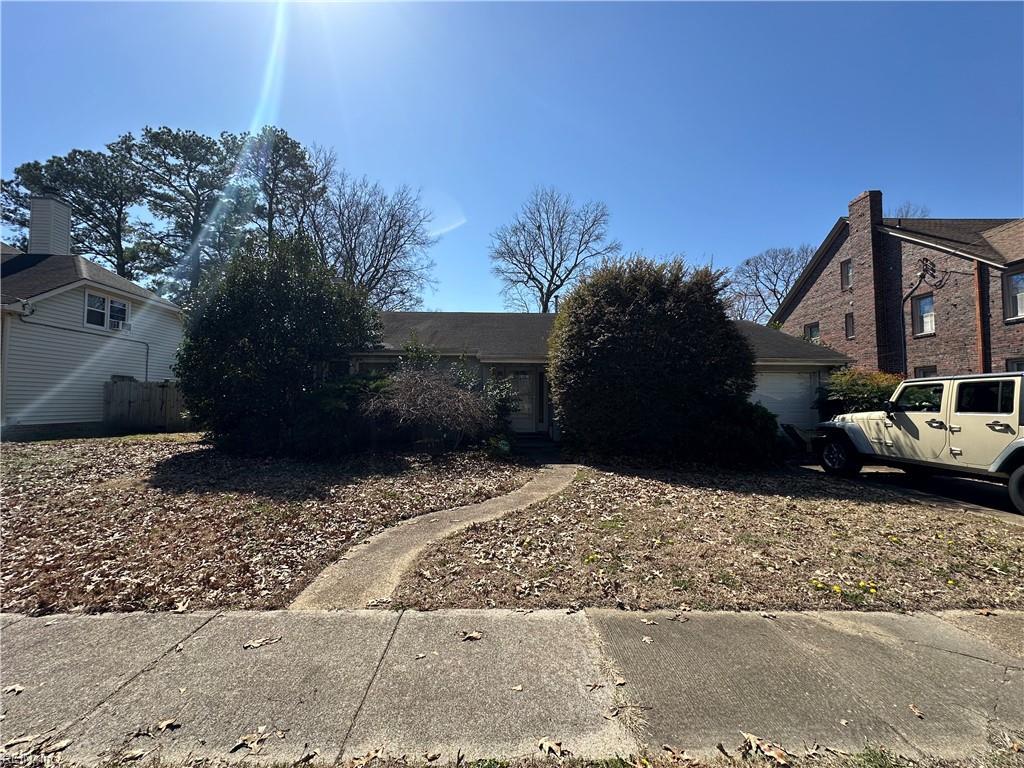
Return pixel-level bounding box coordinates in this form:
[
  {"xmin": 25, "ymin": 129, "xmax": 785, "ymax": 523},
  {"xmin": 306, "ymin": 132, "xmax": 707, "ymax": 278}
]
[
  {"xmin": 84, "ymin": 291, "xmax": 131, "ymax": 331},
  {"xmin": 840, "ymin": 259, "xmax": 853, "ymax": 291},
  {"xmin": 803, "ymin": 322, "xmax": 820, "ymax": 344},
  {"xmin": 1005, "ymin": 269, "xmax": 1024, "ymax": 320},
  {"xmin": 85, "ymin": 293, "xmax": 107, "ymax": 328},
  {"xmin": 109, "ymin": 299, "xmax": 129, "ymax": 329},
  {"xmin": 912, "ymin": 293, "xmax": 935, "ymax": 336}
]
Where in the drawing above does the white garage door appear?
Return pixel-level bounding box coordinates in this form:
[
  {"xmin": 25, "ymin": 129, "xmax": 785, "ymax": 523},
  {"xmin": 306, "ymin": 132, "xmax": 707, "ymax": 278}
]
[{"xmin": 751, "ymin": 371, "xmax": 821, "ymax": 428}]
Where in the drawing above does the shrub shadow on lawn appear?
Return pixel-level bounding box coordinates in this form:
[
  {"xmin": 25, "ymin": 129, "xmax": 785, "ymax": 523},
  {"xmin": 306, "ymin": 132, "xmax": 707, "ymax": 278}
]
[{"xmin": 145, "ymin": 443, "xmax": 423, "ymax": 501}]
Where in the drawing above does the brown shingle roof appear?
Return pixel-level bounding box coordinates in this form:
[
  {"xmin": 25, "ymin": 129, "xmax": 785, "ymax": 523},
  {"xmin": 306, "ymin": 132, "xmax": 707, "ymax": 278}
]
[
  {"xmin": 1, "ymin": 253, "xmax": 177, "ymax": 308},
  {"xmin": 378, "ymin": 312, "xmax": 849, "ymax": 365},
  {"xmin": 880, "ymin": 217, "xmax": 1021, "ymax": 265}
]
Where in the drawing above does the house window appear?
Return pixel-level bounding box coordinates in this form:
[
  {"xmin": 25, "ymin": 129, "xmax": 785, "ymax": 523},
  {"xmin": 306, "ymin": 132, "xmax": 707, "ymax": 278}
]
[
  {"xmin": 844, "ymin": 312, "xmax": 855, "ymax": 339},
  {"xmin": 914, "ymin": 365, "xmax": 938, "ymax": 378},
  {"xmin": 85, "ymin": 291, "xmax": 131, "ymax": 330},
  {"xmin": 109, "ymin": 299, "xmax": 129, "ymax": 327},
  {"xmin": 803, "ymin": 322, "xmax": 820, "ymax": 344},
  {"xmin": 840, "ymin": 259, "xmax": 853, "ymax": 291},
  {"xmin": 955, "ymin": 379, "xmax": 1016, "ymax": 414},
  {"xmin": 912, "ymin": 293, "xmax": 935, "ymax": 336},
  {"xmin": 85, "ymin": 293, "xmax": 107, "ymax": 327},
  {"xmin": 1005, "ymin": 269, "xmax": 1024, "ymax": 320},
  {"xmin": 1008, "ymin": 358, "xmax": 1024, "ymax": 372}
]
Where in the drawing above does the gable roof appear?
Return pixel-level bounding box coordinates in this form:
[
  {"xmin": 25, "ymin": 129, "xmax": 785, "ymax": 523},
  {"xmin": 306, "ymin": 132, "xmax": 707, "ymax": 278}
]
[
  {"xmin": 878, "ymin": 218, "xmax": 1020, "ymax": 266},
  {"xmin": 1, "ymin": 253, "xmax": 177, "ymax": 309},
  {"xmin": 771, "ymin": 215, "xmax": 1024, "ymax": 325},
  {"xmin": 377, "ymin": 311, "xmax": 850, "ymax": 366}
]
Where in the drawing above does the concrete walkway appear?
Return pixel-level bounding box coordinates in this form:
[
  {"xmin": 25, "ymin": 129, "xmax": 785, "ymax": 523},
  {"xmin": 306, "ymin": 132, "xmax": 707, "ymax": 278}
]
[
  {"xmin": 290, "ymin": 463, "xmax": 579, "ymax": 610},
  {"xmin": 1, "ymin": 609, "xmax": 1021, "ymax": 765}
]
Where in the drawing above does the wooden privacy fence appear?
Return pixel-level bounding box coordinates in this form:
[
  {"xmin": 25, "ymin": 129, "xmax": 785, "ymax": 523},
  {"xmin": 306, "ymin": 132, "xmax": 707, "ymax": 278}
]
[{"xmin": 103, "ymin": 380, "xmax": 191, "ymax": 432}]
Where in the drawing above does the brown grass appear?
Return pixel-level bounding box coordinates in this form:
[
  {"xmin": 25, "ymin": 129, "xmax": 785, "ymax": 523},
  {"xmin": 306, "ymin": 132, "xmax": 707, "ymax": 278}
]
[
  {"xmin": 393, "ymin": 465, "xmax": 1024, "ymax": 612},
  {"xmin": 1, "ymin": 434, "xmax": 535, "ymax": 615}
]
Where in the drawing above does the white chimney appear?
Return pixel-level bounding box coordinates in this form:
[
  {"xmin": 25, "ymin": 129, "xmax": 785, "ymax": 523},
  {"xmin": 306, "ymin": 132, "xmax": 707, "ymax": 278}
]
[{"xmin": 28, "ymin": 196, "xmax": 72, "ymax": 256}]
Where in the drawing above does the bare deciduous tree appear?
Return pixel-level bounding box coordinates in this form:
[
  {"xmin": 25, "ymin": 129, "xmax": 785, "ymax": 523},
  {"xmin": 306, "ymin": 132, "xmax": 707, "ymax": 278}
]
[
  {"xmin": 489, "ymin": 186, "xmax": 621, "ymax": 313},
  {"xmin": 886, "ymin": 201, "xmax": 931, "ymax": 219},
  {"xmin": 310, "ymin": 170, "xmax": 437, "ymax": 311},
  {"xmin": 727, "ymin": 244, "xmax": 815, "ymax": 324}
]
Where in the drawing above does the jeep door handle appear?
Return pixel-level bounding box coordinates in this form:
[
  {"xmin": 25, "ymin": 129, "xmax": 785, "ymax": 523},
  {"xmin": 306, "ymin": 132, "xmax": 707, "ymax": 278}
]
[
  {"xmin": 925, "ymin": 419, "xmax": 945, "ymax": 429},
  {"xmin": 986, "ymin": 421, "xmax": 1012, "ymax": 431}
]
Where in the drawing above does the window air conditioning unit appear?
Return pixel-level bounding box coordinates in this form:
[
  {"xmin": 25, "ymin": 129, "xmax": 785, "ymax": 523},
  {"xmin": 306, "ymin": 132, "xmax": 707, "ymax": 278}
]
[{"xmin": 109, "ymin": 320, "xmax": 132, "ymax": 331}]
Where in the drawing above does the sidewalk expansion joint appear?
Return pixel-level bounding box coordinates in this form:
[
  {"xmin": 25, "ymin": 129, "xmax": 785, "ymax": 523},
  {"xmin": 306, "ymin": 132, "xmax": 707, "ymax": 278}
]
[
  {"xmin": 58, "ymin": 610, "xmax": 224, "ymax": 741},
  {"xmin": 334, "ymin": 609, "xmax": 405, "ymax": 764}
]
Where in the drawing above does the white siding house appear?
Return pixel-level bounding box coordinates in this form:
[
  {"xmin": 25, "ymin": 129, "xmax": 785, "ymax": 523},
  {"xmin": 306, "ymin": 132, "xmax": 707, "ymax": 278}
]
[{"xmin": 1, "ymin": 198, "xmax": 184, "ymax": 436}]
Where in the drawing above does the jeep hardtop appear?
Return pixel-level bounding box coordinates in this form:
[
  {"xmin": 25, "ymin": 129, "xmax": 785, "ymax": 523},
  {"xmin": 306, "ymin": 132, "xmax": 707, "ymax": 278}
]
[{"xmin": 814, "ymin": 372, "xmax": 1024, "ymax": 513}]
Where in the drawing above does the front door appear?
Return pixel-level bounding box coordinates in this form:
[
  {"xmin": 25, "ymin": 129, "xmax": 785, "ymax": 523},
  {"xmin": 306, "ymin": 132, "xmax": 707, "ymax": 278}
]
[
  {"xmin": 503, "ymin": 369, "xmax": 538, "ymax": 433},
  {"xmin": 948, "ymin": 378, "xmax": 1020, "ymax": 468},
  {"xmin": 880, "ymin": 381, "xmax": 949, "ymax": 461}
]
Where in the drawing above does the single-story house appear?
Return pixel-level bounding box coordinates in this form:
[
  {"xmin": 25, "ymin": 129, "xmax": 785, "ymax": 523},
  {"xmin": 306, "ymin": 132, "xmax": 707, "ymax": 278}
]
[
  {"xmin": 1, "ymin": 197, "xmax": 184, "ymax": 439},
  {"xmin": 353, "ymin": 311, "xmax": 851, "ymax": 439}
]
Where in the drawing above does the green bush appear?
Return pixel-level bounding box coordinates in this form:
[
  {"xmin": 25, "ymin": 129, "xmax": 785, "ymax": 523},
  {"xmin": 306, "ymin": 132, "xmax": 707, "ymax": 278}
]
[
  {"xmin": 820, "ymin": 367, "xmax": 904, "ymax": 418},
  {"xmin": 549, "ymin": 255, "xmax": 773, "ymax": 466},
  {"xmin": 174, "ymin": 236, "xmax": 380, "ymax": 454}
]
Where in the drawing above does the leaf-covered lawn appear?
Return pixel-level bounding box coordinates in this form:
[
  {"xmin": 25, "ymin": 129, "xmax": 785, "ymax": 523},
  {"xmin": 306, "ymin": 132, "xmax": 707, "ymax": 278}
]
[
  {"xmin": 1, "ymin": 434, "xmax": 535, "ymax": 615},
  {"xmin": 393, "ymin": 466, "xmax": 1024, "ymax": 612}
]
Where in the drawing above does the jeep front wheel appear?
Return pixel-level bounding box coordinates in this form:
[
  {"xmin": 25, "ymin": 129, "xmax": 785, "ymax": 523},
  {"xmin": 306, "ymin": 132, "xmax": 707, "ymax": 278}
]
[
  {"xmin": 1008, "ymin": 465, "xmax": 1024, "ymax": 514},
  {"xmin": 819, "ymin": 436, "xmax": 863, "ymax": 478}
]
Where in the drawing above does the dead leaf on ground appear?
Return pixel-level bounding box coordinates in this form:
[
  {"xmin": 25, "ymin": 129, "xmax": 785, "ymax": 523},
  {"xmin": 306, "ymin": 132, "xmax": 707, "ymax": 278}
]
[
  {"xmin": 1003, "ymin": 733, "xmax": 1024, "ymax": 753},
  {"xmin": 173, "ymin": 599, "xmax": 190, "ymax": 614},
  {"xmin": 586, "ymin": 682, "xmax": 605, "ymax": 691},
  {"xmin": 414, "ymin": 653, "xmax": 427, "ymax": 660},
  {"xmin": 538, "ymin": 738, "xmax": 571, "ymax": 758},
  {"xmin": 424, "ymin": 753, "xmax": 441, "ymax": 762},
  {"xmin": 909, "ymin": 704, "xmax": 924, "ymax": 719},
  {"xmin": 42, "ymin": 739, "xmax": 72, "ymax": 755},
  {"xmin": 760, "ymin": 612, "xmax": 777, "ymax": 620},
  {"xmin": 231, "ymin": 725, "xmax": 268, "ymax": 754},
  {"xmin": 122, "ymin": 748, "xmax": 151, "ymax": 761},
  {"xmin": 662, "ymin": 744, "xmax": 696, "ymax": 764},
  {"xmin": 640, "ymin": 618, "xmax": 658, "ymax": 625},
  {"xmin": 641, "ymin": 635, "xmax": 653, "ymax": 644},
  {"xmin": 156, "ymin": 718, "xmax": 180, "ymax": 733},
  {"xmin": 977, "ymin": 609, "xmax": 997, "ymax": 616},
  {"xmin": 243, "ymin": 636, "xmax": 282, "ymax": 650},
  {"xmin": 667, "ymin": 613, "xmax": 690, "ymax": 623},
  {"xmin": 614, "ymin": 676, "xmax": 627, "ymax": 686},
  {"xmin": 2, "ymin": 684, "xmax": 24, "ymax": 695},
  {"xmin": 350, "ymin": 746, "xmax": 385, "ymax": 767},
  {"xmin": 460, "ymin": 630, "xmax": 483, "ymax": 642},
  {"xmin": 511, "ymin": 684, "xmax": 523, "ymax": 691},
  {"xmin": 739, "ymin": 732, "xmax": 792, "ymax": 766}
]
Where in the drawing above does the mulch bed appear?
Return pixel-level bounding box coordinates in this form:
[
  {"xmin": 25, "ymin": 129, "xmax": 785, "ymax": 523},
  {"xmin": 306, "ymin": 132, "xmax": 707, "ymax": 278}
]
[
  {"xmin": 393, "ymin": 465, "xmax": 1024, "ymax": 612},
  {"xmin": 1, "ymin": 434, "xmax": 535, "ymax": 615}
]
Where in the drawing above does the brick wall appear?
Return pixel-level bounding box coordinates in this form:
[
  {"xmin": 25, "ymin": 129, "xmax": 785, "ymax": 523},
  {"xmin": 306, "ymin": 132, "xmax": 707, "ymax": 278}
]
[
  {"xmin": 780, "ymin": 192, "xmax": 886, "ymax": 369},
  {"xmin": 988, "ymin": 265, "xmax": 1024, "ymax": 371},
  {"xmin": 779, "ymin": 190, "xmax": 1023, "ymax": 375}
]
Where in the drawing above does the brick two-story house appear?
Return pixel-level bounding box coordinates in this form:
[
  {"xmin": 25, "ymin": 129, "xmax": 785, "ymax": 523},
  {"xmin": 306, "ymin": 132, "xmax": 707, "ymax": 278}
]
[{"xmin": 771, "ymin": 190, "xmax": 1023, "ymax": 377}]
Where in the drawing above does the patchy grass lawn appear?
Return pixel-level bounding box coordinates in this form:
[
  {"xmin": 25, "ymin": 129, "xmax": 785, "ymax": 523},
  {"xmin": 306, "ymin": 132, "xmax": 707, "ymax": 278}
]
[
  {"xmin": 1, "ymin": 434, "xmax": 535, "ymax": 615},
  {"xmin": 393, "ymin": 465, "xmax": 1024, "ymax": 612}
]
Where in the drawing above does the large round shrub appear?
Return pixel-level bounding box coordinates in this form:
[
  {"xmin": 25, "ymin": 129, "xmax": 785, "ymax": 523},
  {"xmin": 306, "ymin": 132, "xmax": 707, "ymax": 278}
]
[
  {"xmin": 549, "ymin": 256, "xmax": 770, "ymax": 464},
  {"xmin": 174, "ymin": 236, "xmax": 379, "ymax": 453}
]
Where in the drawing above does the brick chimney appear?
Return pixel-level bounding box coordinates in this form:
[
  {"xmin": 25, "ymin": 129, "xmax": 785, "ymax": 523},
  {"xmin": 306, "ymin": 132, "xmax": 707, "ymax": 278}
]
[{"xmin": 28, "ymin": 196, "xmax": 72, "ymax": 256}]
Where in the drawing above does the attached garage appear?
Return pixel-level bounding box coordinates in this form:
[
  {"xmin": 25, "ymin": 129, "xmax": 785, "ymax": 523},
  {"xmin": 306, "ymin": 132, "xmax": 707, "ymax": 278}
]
[
  {"xmin": 752, "ymin": 369, "xmax": 825, "ymax": 428},
  {"xmin": 735, "ymin": 320, "xmax": 851, "ymax": 429}
]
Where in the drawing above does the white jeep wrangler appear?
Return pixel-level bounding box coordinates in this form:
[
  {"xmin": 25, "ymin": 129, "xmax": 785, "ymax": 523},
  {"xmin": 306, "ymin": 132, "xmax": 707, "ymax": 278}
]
[{"xmin": 814, "ymin": 372, "xmax": 1024, "ymax": 513}]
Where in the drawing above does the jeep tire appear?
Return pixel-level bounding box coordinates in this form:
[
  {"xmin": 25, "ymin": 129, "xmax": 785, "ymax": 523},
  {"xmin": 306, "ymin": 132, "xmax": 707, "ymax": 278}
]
[
  {"xmin": 819, "ymin": 435, "xmax": 863, "ymax": 478},
  {"xmin": 1008, "ymin": 465, "xmax": 1024, "ymax": 515}
]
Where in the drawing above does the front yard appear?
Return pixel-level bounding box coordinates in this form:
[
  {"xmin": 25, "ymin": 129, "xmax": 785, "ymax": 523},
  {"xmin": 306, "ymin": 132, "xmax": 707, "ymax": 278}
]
[
  {"xmin": 393, "ymin": 465, "xmax": 1024, "ymax": 612},
  {"xmin": 1, "ymin": 434, "xmax": 535, "ymax": 615}
]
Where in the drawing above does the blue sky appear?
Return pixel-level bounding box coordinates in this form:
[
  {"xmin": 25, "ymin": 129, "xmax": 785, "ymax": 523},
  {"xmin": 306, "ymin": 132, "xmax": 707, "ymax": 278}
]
[{"xmin": 2, "ymin": 1, "xmax": 1022, "ymax": 310}]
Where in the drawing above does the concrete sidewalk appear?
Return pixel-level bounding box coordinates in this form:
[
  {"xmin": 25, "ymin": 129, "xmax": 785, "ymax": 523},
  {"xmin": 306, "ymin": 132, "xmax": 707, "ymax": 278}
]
[{"xmin": 1, "ymin": 609, "xmax": 1021, "ymax": 765}]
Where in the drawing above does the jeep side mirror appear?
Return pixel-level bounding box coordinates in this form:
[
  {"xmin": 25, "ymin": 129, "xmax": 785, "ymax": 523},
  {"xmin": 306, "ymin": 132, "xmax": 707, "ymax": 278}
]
[{"xmin": 883, "ymin": 401, "xmax": 895, "ymax": 415}]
